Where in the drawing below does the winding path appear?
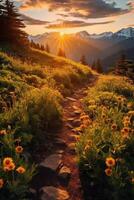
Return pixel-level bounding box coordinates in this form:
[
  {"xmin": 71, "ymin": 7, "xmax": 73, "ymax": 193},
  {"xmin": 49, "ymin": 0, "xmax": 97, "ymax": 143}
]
[{"xmin": 31, "ymin": 77, "xmax": 97, "ymax": 200}]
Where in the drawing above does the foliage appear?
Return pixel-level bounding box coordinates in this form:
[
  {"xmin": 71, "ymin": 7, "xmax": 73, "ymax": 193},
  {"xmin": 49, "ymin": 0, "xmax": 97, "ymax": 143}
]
[
  {"xmin": 80, "ymin": 55, "xmax": 87, "ymax": 65},
  {"xmin": 0, "ymin": 0, "xmax": 28, "ymax": 45},
  {"xmin": 0, "ymin": 87, "xmax": 63, "ymax": 147},
  {"xmin": 77, "ymin": 75, "xmax": 134, "ymax": 200},
  {"xmin": 0, "ymin": 128, "xmax": 36, "ymax": 200},
  {"xmin": 114, "ymin": 54, "xmax": 134, "ymax": 82}
]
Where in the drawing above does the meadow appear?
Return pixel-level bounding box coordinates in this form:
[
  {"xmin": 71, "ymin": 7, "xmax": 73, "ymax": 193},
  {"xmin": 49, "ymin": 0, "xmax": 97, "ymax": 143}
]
[{"xmin": 77, "ymin": 76, "xmax": 134, "ymax": 200}]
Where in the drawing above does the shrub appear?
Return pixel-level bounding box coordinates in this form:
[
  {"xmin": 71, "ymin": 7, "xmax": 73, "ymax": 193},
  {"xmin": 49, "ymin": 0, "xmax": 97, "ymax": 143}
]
[{"xmin": 0, "ymin": 87, "xmax": 63, "ymax": 147}]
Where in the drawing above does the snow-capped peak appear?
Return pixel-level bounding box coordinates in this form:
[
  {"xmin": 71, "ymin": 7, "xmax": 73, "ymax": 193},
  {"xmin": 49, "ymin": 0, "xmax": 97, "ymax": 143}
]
[
  {"xmin": 76, "ymin": 27, "xmax": 134, "ymax": 40},
  {"xmin": 115, "ymin": 27, "xmax": 134, "ymax": 38},
  {"xmin": 76, "ymin": 31, "xmax": 90, "ymax": 39}
]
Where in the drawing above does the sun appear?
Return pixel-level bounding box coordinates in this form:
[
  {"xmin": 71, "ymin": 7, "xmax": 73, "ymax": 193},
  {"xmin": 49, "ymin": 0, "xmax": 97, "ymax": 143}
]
[{"xmin": 60, "ymin": 32, "xmax": 65, "ymax": 37}]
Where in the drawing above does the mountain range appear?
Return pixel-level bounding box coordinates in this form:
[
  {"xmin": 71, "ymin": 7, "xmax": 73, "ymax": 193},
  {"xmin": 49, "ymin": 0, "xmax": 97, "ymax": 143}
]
[{"xmin": 29, "ymin": 27, "xmax": 134, "ymax": 70}]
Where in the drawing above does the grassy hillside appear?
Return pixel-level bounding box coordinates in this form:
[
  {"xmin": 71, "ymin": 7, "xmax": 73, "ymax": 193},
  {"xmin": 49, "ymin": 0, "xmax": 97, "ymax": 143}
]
[
  {"xmin": 77, "ymin": 75, "xmax": 134, "ymax": 200},
  {"xmin": 0, "ymin": 48, "xmax": 94, "ymax": 199}
]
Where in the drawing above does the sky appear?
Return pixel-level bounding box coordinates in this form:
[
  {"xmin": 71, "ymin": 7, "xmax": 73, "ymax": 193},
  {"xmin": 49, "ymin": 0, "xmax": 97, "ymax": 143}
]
[{"xmin": 15, "ymin": 0, "xmax": 134, "ymax": 35}]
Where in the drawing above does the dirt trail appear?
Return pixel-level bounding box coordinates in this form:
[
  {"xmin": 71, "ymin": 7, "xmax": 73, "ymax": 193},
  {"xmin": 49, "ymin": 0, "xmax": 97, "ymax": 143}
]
[{"xmin": 31, "ymin": 77, "xmax": 97, "ymax": 200}]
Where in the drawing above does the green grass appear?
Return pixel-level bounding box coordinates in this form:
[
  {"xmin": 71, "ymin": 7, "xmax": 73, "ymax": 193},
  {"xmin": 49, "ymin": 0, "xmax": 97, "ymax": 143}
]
[
  {"xmin": 0, "ymin": 48, "xmax": 94, "ymax": 198},
  {"xmin": 77, "ymin": 75, "xmax": 134, "ymax": 200}
]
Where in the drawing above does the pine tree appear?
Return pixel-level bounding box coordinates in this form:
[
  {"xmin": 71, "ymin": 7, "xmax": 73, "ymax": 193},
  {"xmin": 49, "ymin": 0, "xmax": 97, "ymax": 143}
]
[
  {"xmin": 91, "ymin": 60, "xmax": 96, "ymax": 70},
  {"xmin": 0, "ymin": 0, "xmax": 28, "ymax": 45},
  {"xmin": 0, "ymin": 0, "xmax": 6, "ymax": 42},
  {"xmin": 58, "ymin": 48, "xmax": 66, "ymax": 57},
  {"xmin": 96, "ymin": 59, "xmax": 103, "ymax": 73},
  {"xmin": 40, "ymin": 44, "xmax": 45, "ymax": 51},
  {"xmin": 80, "ymin": 55, "xmax": 87, "ymax": 65},
  {"xmin": 115, "ymin": 54, "xmax": 126, "ymax": 75},
  {"xmin": 45, "ymin": 43, "xmax": 50, "ymax": 53}
]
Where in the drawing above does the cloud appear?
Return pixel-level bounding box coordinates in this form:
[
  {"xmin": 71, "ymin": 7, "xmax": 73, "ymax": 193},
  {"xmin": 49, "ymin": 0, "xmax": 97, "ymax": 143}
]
[
  {"xmin": 20, "ymin": 14, "xmax": 49, "ymax": 25},
  {"xmin": 20, "ymin": 0, "xmax": 131, "ymax": 19},
  {"xmin": 46, "ymin": 20, "xmax": 114, "ymax": 29}
]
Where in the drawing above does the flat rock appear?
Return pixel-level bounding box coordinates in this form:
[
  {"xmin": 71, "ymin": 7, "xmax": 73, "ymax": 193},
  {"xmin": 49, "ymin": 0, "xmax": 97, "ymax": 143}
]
[
  {"xmin": 66, "ymin": 97, "xmax": 76, "ymax": 101},
  {"xmin": 68, "ymin": 143, "xmax": 76, "ymax": 154},
  {"xmin": 72, "ymin": 105, "xmax": 80, "ymax": 110},
  {"xmin": 29, "ymin": 188, "xmax": 37, "ymax": 199},
  {"xmin": 40, "ymin": 186, "xmax": 69, "ymax": 200},
  {"xmin": 56, "ymin": 150, "xmax": 64, "ymax": 154},
  {"xmin": 55, "ymin": 138, "xmax": 67, "ymax": 148},
  {"xmin": 71, "ymin": 119, "xmax": 81, "ymax": 127},
  {"xmin": 59, "ymin": 166, "xmax": 71, "ymax": 181},
  {"xmin": 66, "ymin": 117, "xmax": 75, "ymax": 122},
  {"xmin": 66, "ymin": 123, "xmax": 74, "ymax": 129},
  {"xmin": 69, "ymin": 134, "xmax": 80, "ymax": 141},
  {"xmin": 74, "ymin": 110, "xmax": 81, "ymax": 114},
  {"xmin": 40, "ymin": 154, "xmax": 62, "ymax": 171}
]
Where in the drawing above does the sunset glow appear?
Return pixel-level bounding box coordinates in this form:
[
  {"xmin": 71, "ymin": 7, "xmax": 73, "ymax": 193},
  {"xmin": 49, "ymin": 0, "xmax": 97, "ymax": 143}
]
[{"xmin": 16, "ymin": 0, "xmax": 134, "ymax": 35}]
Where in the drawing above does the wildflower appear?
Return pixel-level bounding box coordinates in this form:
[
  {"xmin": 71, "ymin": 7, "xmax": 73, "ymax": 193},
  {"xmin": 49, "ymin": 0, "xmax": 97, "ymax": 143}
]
[
  {"xmin": 4, "ymin": 163, "xmax": 15, "ymax": 171},
  {"xmin": 117, "ymin": 96, "xmax": 122, "ymax": 102},
  {"xmin": 87, "ymin": 139, "xmax": 92, "ymax": 146},
  {"xmin": 0, "ymin": 130, "xmax": 7, "ymax": 135},
  {"xmin": 102, "ymin": 114, "xmax": 106, "ymax": 119},
  {"xmin": 80, "ymin": 124, "xmax": 87, "ymax": 130},
  {"xmin": 102, "ymin": 106, "xmax": 107, "ymax": 112},
  {"xmin": 16, "ymin": 166, "xmax": 26, "ymax": 174},
  {"xmin": 123, "ymin": 116, "xmax": 130, "ymax": 122},
  {"xmin": 80, "ymin": 115, "xmax": 89, "ymax": 120},
  {"xmin": 83, "ymin": 119, "xmax": 91, "ymax": 126},
  {"xmin": 111, "ymin": 123, "xmax": 117, "ymax": 131},
  {"xmin": 106, "ymin": 157, "xmax": 116, "ymax": 167},
  {"xmin": 84, "ymin": 145, "xmax": 90, "ymax": 152},
  {"xmin": 122, "ymin": 127, "xmax": 129, "ymax": 133},
  {"xmin": 88, "ymin": 100, "xmax": 95, "ymax": 105},
  {"xmin": 105, "ymin": 168, "xmax": 112, "ymax": 176},
  {"xmin": 15, "ymin": 146, "xmax": 23, "ymax": 154},
  {"xmin": 0, "ymin": 179, "xmax": 4, "ymax": 189},
  {"xmin": 3, "ymin": 157, "xmax": 13, "ymax": 167},
  {"xmin": 127, "ymin": 102, "xmax": 133, "ymax": 109},
  {"xmin": 128, "ymin": 111, "xmax": 134, "ymax": 116},
  {"xmin": 106, "ymin": 119, "xmax": 111, "ymax": 123},
  {"xmin": 123, "ymin": 121, "xmax": 130, "ymax": 127}
]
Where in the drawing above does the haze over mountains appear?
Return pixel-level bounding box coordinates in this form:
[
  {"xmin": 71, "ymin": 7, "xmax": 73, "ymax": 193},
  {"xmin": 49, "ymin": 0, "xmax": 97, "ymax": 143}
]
[{"xmin": 29, "ymin": 27, "xmax": 134, "ymax": 69}]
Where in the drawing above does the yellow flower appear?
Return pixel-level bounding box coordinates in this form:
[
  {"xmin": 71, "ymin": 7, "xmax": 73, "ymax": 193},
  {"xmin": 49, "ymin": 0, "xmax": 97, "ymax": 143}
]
[
  {"xmin": 3, "ymin": 157, "xmax": 13, "ymax": 167},
  {"xmin": 106, "ymin": 157, "xmax": 116, "ymax": 167},
  {"xmin": 117, "ymin": 96, "xmax": 122, "ymax": 102},
  {"xmin": 127, "ymin": 102, "xmax": 133, "ymax": 109},
  {"xmin": 105, "ymin": 168, "xmax": 112, "ymax": 176},
  {"xmin": 123, "ymin": 116, "xmax": 130, "ymax": 122},
  {"xmin": 122, "ymin": 127, "xmax": 129, "ymax": 133},
  {"xmin": 84, "ymin": 145, "xmax": 90, "ymax": 152},
  {"xmin": 0, "ymin": 130, "xmax": 7, "ymax": 135},
  {"xmin": 111, "ymin": 124, "xmax": 117, "ymax": 131},
  {"xmin": 0, "ymin": 178, "xmax": 4, "ymax": 189},
  {"xmin": 4, "ymin": 163, "xmax": 15, "ymax": 171},
  {"xmin": 15, "ymin": 146, "xmax": 23, "ymax": 154},
  {"xmin": 128, "ymin": 111, "xmax": 134, "ymax": 116},
  {"xmin": 16, "ymin": 166, "xmax": 26, "ymax": 174},
  {"xmin": 102, "ymin": 114, "xmax": 106, "ymax": 119}
]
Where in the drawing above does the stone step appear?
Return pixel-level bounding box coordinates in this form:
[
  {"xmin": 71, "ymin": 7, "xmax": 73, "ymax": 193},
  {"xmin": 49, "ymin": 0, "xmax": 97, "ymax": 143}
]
[
  {"xmin": 39, "ymin": 154, "xmax": 62, "ymax": 171},
  {"xmin": 40, "ymin": 186, "xmax": 70, "ymax": 200}
]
